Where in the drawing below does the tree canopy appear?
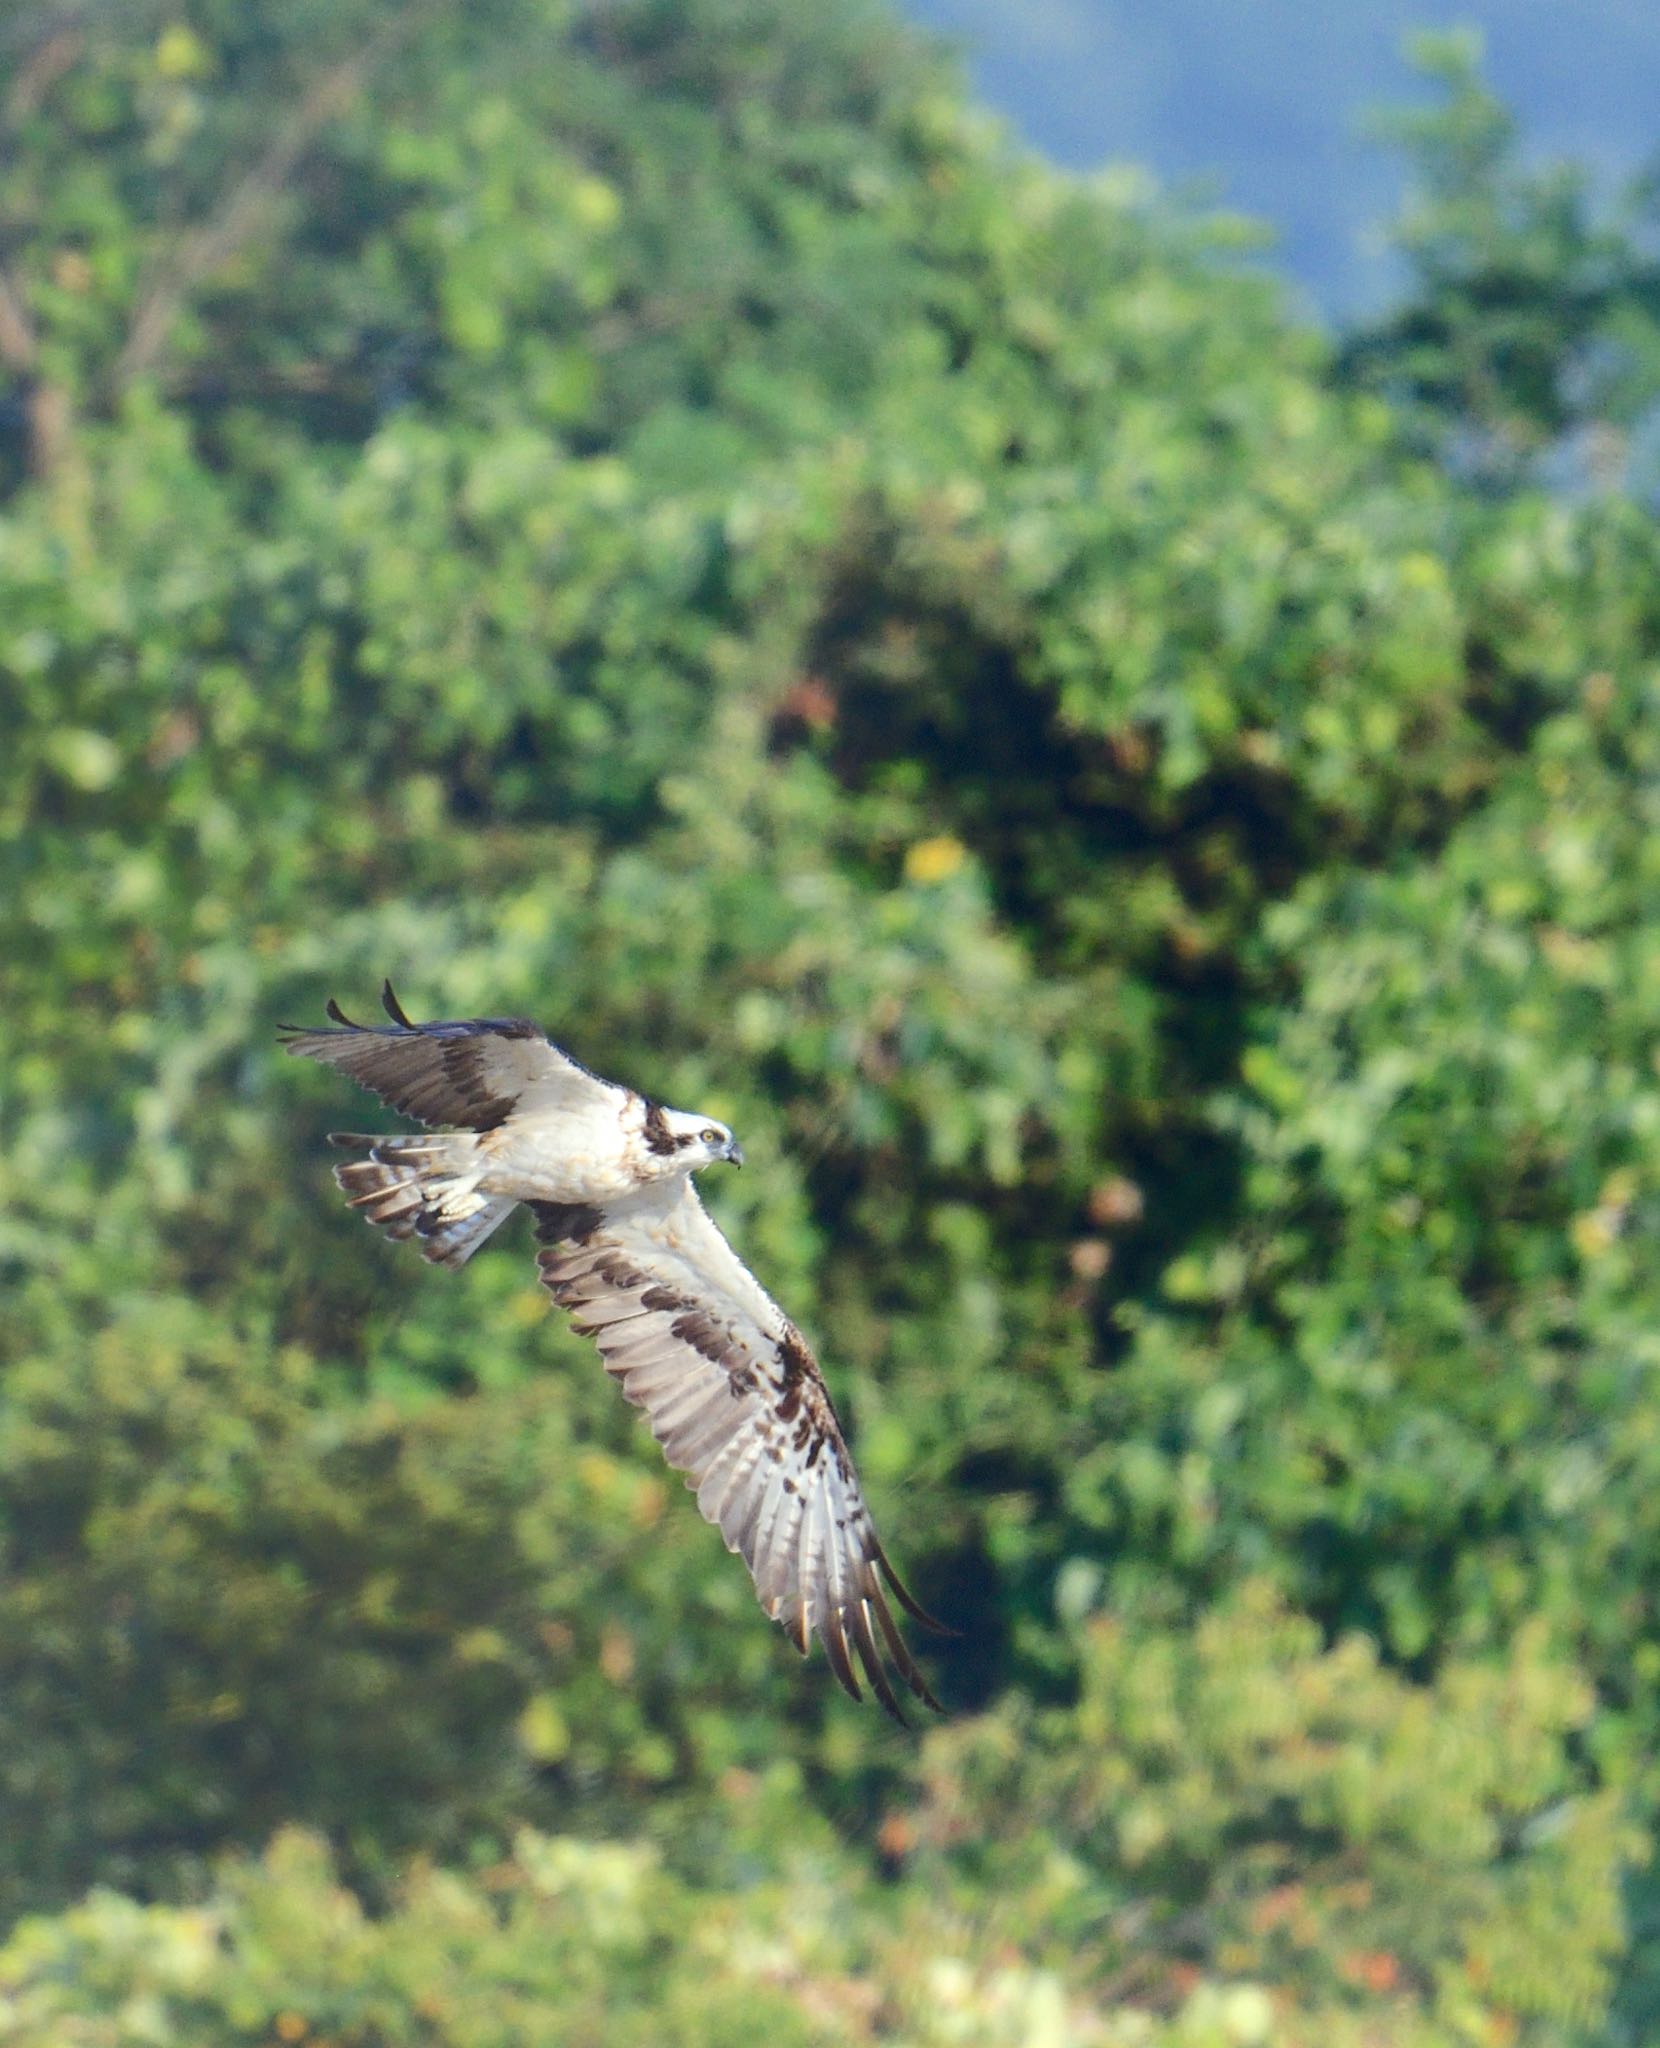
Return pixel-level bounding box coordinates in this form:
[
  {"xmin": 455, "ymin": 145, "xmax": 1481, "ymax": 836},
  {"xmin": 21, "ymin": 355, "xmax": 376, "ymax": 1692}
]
[{"xmin": 3, "ymin": 4, "xmax": 1659, "ymax": 2042}]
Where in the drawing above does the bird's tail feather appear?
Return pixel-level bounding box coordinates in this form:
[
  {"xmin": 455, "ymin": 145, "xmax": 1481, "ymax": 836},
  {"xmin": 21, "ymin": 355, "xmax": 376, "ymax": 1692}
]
[{"xmin": 329, "ymin": 1132, "xmax": 516, "ymax": 1268}]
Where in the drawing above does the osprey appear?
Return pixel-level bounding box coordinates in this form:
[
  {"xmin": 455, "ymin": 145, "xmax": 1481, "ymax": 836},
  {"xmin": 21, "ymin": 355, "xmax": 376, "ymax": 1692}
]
[{"xmin": 281, "ymin": 983, "xmax": 941, "ymax": 1719}]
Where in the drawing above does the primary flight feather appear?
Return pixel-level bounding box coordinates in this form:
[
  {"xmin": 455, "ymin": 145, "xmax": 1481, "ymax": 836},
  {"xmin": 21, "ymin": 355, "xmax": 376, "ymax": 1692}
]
[{"xmin": 281, "ymin": 982, "xmax": 941, "ymax": 1719}]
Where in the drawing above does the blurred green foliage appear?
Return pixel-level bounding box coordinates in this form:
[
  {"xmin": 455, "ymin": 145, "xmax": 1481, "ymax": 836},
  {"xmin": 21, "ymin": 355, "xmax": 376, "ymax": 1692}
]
[
  {"xmin": 1341, "ymin": 32, "xmax": 1660, "ymax": 492},
  {"xmin": 2, "ymin": 0, "xmax": 1659, "ymax": 2040}
]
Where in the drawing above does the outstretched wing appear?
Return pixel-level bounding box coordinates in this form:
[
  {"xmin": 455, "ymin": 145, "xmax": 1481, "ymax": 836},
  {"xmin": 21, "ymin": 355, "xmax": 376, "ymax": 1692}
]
[
  {"xmin": 281, "ymin": 981, "xmax": 623, "ymax": 1130},
  {"xmin": 532, "ymin": 1182, "xmax": 942, "ymax": 1720}
]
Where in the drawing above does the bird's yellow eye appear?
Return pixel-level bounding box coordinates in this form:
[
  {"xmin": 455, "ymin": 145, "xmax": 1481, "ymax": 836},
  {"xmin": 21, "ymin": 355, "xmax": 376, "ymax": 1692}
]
[{"xmin": 701, "ymin": 1127, "xmax": 723, "ymax": 1145}]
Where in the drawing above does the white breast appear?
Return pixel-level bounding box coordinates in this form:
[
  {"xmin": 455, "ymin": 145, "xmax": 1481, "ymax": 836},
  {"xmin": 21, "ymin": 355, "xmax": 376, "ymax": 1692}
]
[{"xmin": 480, "ymin": 1100, "xmax": 656, "ymax": 1205}]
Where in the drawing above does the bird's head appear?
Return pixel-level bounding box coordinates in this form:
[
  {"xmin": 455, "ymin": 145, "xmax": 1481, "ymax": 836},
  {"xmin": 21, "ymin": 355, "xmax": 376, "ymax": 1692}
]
[{"xmin": 655, "ymin": 1105, "xmax": 745, "ymax": 1169}]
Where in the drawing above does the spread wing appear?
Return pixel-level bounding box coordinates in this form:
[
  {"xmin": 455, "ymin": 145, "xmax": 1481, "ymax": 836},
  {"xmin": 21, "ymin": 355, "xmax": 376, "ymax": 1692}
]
[
  {"xmin": 280, "ymin": 981, "xmax": 623, "ymax": 1130},
  {"xmin": 532, "ymin": 1182, "xmax": 942, "ymax": 1720}
]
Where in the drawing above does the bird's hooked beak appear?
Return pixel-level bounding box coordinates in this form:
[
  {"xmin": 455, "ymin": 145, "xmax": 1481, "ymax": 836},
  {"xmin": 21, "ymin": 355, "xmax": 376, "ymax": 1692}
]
[{"xmin": 724, "ymin": 1137, "xmax": 745, "ymax": 1168}]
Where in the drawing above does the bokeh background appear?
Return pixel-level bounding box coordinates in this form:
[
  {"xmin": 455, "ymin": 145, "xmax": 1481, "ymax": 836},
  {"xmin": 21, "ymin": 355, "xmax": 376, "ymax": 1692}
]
[
  {"xmin": 4, "ymin": 2, "xmax": 1660, "ymax": 2042},
  {"xmin": 906, "ymin": 0, "xmax": 1660, "ymax": 314}
]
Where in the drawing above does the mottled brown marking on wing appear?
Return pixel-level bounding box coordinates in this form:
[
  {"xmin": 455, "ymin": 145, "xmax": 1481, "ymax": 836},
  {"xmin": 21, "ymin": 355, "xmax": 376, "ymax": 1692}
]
[
  {"xmin": 529, "ymin": 1199, "xmax": 604, "ymax": 1245},
  {"xmin": 530, "ymin": 1195, "xmax": 942, "ymax": 1720},
  {"xmin": 281, "ymin": 988, "xmax": 610, "ymax": 1132}
]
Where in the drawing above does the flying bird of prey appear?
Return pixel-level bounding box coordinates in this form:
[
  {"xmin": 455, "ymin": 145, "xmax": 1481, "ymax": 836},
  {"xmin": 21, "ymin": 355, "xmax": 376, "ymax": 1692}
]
[{"xmin": 281, "ymin": 983, "xmax": 941, "ymax": 1719}]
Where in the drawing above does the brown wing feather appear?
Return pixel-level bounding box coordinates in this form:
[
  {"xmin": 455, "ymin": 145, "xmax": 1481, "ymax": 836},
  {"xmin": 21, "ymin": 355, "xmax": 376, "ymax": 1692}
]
[
  {"xmin": 530, "ymin": 1187, "xmax": 941, "ymax": 1720},
  {"xmin": 280, "ymin": 980, "xmax": 618, "ymax": 1130}
]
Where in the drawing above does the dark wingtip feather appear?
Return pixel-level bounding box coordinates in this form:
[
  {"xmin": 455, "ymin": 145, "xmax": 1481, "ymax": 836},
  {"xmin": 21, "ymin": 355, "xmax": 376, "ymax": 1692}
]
[
  {"xmin": 324, "ymin": 997, "xmax": 364, "ymax": 1029},
  {"xmin": 823, "ymin": 1612, "xmax": 865, "ymax": 1704},
  {"xmin": 871, "ymin": 1536, "xmax": 955, "ymax": 1637},
  {"xmin": 848, "ymin": 1598, "xmax": 908, "ymax": 1725},
  {"xmin": 869, "ymin": 1588, "xmax": 944, "ymax": 1714},
  {"xmin": 381, "ymin": 980, "xmax": 415, "ymax": 1029}
]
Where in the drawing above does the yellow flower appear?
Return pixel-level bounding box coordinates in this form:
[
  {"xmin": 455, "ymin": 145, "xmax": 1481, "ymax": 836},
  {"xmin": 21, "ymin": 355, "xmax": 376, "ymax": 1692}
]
[
  {"xmin": 155, "ymin": 24, "xmax": 210, "ymax": 78},
  {"xmin": 904, "ymin": 834, "xmax": 967, "ymax": 885}
]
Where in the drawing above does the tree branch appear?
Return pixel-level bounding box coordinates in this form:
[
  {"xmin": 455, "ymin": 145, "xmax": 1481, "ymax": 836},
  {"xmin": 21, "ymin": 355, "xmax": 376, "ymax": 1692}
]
[
  {"xmin": 0, "ymin": 13, "xmax": 87, "ymax": 392},
  {"xmin": 3, "ymin": 18, "xmax": 84, "ymax": 130},
  {"xmin": 0, "ymin": 267, "xmax": 38, "ymax": 370},
  {"xmin": 111, "ymin": 0, "xmax": 447, "ymax": 393}
]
